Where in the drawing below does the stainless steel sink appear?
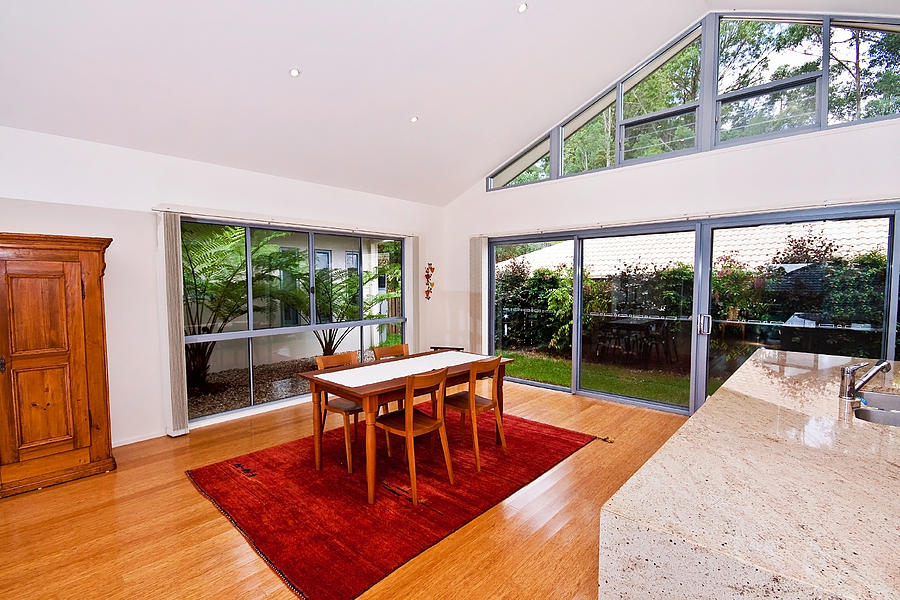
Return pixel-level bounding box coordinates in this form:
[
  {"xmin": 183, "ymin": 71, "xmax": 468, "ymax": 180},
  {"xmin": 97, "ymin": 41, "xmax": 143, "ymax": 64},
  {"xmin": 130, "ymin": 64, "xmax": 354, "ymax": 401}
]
[
  {"xmin": 857, "ymin": 390, "xmax": 900, "ymax": 411},
  {"xmin": 855, "ymin": 407, "xmax": 900, "ymax": 426},
  {"xmin": 855, "ymin": 391, "xmax": 900, "ymax": 426}
]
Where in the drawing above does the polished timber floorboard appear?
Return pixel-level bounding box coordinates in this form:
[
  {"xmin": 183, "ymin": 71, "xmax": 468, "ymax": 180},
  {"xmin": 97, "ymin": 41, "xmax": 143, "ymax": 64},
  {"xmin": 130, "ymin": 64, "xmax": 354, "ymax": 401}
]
[{"xmin": 0, "ymin": 382, "xmax": 686, "ymax": 600}]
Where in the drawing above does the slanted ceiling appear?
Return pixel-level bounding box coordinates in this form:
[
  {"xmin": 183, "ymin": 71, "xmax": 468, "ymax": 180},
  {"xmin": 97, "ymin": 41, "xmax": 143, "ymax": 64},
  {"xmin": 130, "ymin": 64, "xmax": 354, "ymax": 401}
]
[{"xmin": 0, "ymin": 1, "xmax": 896, "ymax": 206}]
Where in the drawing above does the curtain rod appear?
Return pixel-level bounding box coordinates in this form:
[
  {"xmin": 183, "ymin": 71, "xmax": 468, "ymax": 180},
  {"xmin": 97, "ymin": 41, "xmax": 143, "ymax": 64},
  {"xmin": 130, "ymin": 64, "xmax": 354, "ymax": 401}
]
[{"xmin": 152, "ymin": 204, "xmax": 418, "ymax": 239}]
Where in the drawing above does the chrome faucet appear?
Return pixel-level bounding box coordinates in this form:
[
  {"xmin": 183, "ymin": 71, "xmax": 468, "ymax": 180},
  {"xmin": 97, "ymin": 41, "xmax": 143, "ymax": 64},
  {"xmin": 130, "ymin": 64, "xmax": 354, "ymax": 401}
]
[{"xmin": 839, "ymin": 360, "xmax": 891, "ymax": 419}]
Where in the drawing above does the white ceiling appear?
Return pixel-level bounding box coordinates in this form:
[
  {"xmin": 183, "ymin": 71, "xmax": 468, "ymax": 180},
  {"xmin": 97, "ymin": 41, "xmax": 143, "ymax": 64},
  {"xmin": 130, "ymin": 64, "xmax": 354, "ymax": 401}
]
[{"xmin": 1, "ymin": 1, "xmax": 897, "ymax": 206}]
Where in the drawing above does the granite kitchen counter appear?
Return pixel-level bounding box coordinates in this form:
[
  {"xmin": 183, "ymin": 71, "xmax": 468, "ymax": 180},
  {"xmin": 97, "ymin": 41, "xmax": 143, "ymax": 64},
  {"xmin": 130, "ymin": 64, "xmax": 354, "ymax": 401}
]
[{"xmin": 598, "ymin": 349, "xmax": 899, "ymax": 600}]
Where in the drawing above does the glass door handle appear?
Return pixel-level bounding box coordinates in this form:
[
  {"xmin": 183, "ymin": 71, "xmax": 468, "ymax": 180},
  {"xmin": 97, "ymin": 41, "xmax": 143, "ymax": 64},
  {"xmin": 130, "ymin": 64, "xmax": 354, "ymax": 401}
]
[{"xmin": 698, "ymin": 314, "xmax": 712, "ymax": 335}]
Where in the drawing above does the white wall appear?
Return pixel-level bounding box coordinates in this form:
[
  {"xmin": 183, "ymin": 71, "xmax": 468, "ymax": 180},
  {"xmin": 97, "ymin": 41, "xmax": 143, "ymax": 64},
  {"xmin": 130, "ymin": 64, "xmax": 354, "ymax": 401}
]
[
  {"xmin": 0, "ymin": 197, "xmax": 164, "ymax": 446},
  {"xmin": 426, "ymin": 119, "xmax": 900, "ymax": 352},
  {"xmin": 0, "ymin": 126, "xmax": 442, "ymax": 446}
]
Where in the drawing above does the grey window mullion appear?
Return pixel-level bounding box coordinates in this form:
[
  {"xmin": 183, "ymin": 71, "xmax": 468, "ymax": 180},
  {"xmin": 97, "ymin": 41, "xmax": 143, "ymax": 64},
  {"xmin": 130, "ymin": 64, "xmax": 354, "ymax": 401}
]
[
  {"xmin": 247, "ymin": 337, "xmax": 255, "ymax": 405},
  {"xmin": 819, "ymin": 17, "xmax": 831, "ymax": 128},
  {"xmin": 715, "ymin": 70, "xmax": 822, "ymax": 103},
  {"xmin": 357, "ymin": 236, "xmax": 363, "ymax": 321},
  {"xmin": 885, "ymin": 211, "xmax": 900, "ymax": 360},
  {"xmin": 615, "ymin": 81, "xmax": 625, "ymax": 166},
  {"xmin": 549, "ymin": 126, "xmax": 562, "ymax": 179},
  {"xmin": 185, "ymin": 316, "xmax": 406, "ymax": 344},
  {"xmin": 488, "ymin": 242, "xmax": 497, "ymax": 356},
  {"xmin": 571, "ymin": 235, "xmax": 583, "ymax": 393},
  {"xmin": 698, "ymin": 13, "xmax": 719, "ymax": 151},
  {"xmin": 619, "ymin": 101, "xmax": 699, "ymax": 128},
  {"xmin": 245, "ymin": 226, "xmax": 254, "ymax": 331},
  {"xmin": 690, "ymin": 222, "xmax": 712, "ymax": 414},
  {"xmin": 309, "ymin": 232, "xmax": 317, "ymax": 325}
]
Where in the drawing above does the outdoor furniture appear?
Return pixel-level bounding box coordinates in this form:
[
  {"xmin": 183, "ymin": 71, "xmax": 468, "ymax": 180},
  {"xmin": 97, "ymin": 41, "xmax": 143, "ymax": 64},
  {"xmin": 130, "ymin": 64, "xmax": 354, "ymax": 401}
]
[
  {"xmin": 301, "ymin": 350, "xmax": 514, "ymax": 503},
  {"xmin": 375, "ymin": 368, "xmax": 454, "ymax": 505},
  {"xmin": 443, "ymin": 356, "xmax": 508, "ymax": 472},
  {"xmin": 315, "ymin": 351, "xmax": 362, "ymax": 473}
]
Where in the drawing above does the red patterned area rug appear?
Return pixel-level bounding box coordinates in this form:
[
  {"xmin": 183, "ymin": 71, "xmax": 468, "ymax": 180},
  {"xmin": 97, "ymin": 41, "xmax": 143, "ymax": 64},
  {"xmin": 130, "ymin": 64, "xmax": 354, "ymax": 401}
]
[{"xmin": 187, "ymin": 410, "xmax": 595, "ymax": 600}]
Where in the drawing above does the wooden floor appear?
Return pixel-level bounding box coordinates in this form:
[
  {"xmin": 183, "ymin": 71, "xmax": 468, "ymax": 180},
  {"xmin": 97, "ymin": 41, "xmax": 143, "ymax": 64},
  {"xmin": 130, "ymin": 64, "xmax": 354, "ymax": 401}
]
[{"xmin": 0, "ymin": 382, "xmax": 686, "ymax": 600}]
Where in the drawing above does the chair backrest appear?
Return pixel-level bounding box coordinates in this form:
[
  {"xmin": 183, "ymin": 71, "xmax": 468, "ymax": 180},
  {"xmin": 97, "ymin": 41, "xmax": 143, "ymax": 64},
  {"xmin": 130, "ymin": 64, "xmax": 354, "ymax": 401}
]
[
  {"xmin": 316, "ymin": 351, "xmax": 359, "ymax": 370},
  {"xmin": 404, "ymin": 367, "xmax": 448, "ymax": 430},
  {"xmin": 373, "ymin": 343, "xmax": 409, "ymax": 361},
  {"xmin": 467, "ymin": 356, "xmax": 501, "ymax": 405}
]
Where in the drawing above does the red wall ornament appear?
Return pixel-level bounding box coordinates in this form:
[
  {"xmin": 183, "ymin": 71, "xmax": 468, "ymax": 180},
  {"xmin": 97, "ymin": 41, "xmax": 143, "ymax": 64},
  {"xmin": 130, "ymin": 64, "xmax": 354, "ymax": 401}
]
[{"xmin": 424, "ymin": 262, "xmax": 435, "ymax": 300}]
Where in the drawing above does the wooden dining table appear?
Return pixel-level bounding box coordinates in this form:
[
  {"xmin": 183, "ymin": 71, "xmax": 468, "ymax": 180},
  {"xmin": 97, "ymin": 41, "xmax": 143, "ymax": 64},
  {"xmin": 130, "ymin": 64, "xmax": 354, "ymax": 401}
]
[{"xmin": 300, "ymin": 350, "xmax": 513, "ymax": 504}]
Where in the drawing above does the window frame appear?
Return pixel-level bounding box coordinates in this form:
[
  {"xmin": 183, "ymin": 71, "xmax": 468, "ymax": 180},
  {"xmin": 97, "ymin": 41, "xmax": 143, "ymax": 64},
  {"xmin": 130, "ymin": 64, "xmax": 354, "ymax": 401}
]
[{"xmin": 486, "ymin": 11, "xmax": 900, "ymax": 191}]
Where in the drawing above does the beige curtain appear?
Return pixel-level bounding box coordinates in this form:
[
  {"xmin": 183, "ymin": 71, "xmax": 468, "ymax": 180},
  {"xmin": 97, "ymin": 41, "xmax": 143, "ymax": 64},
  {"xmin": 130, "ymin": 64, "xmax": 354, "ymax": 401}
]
[
  {"xmin": 162, "ymin": 212, "xmax": 189, "ymax": 435},
  {"xmin": 469, "ymin": 236, "xmax": 488, "ymax": 354}
]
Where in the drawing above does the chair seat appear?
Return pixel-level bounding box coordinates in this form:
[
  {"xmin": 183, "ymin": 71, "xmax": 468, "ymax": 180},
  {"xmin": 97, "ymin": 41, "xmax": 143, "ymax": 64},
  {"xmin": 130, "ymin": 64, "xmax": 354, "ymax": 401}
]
[
  {"xmin": 376, "ymin": 408, "xmax": 440, "ymax": 434},
  {"xmin": 444, "ymin": 391, "xmax": 493, "ymax": 412},
  {"xmin": 325, "ymin": 396, "xmax": 362, "ymax": 414}
]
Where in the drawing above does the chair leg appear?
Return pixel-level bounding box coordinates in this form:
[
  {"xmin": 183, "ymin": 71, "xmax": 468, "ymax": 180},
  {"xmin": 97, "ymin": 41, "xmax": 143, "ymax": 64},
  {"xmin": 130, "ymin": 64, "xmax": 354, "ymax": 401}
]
[
  {"xmin": 342, "ymin": 414, "xmax": 353, "ymax": 474},
  {"xmin": 406, "ymin": 434, "xmax": 418, "ymax": 505},
  {"xmin": 493, "ymin": 407, "xmax": 509, "ymax": 455},
  {"xmin": 438, "ymin": 424, "xmax": 454, "ymax": 485},
  {"xmin": 385, "ymin": 429, "xmax": 392, "ymax": 457},
  {"xmin": 353, "ymin": 413, "xmax": 359, "ymax": 443},
  {"xmin": 470, "ymin": 409, "xmax": 481, "ymax": 472}
]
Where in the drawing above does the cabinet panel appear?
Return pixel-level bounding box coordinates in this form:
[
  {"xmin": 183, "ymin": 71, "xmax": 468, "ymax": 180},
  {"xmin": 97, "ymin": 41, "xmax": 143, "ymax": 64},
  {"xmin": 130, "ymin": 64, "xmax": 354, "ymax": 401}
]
[
  {"xmin": 13, "ymin": 365, "xmax": 73, "ymax": 449},
  {"xmin": 8, "ymin": 274, "xmax": 69, "ymax": 355}
]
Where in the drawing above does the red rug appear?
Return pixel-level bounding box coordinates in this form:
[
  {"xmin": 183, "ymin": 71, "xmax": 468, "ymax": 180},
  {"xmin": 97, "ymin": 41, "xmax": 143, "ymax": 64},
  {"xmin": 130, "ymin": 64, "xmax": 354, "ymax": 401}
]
[{"xmin": 187, "ymin": 410, "xmax": 594, "ymax": 600}]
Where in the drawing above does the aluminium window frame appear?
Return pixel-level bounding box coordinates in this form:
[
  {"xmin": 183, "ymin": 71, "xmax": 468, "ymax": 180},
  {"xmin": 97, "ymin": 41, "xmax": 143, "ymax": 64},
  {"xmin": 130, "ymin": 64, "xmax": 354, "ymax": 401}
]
[
  {"xmin": 181, "ymin": 216, "xmax": 407, "ymax": 418},
  {"xmin": 486, "ymin": 11, "xmax": 900, "ymax": 192}
]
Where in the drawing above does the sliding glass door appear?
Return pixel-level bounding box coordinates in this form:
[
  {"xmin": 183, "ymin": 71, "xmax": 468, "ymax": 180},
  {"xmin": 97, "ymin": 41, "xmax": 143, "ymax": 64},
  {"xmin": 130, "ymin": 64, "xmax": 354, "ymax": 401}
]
[
  {"xmin": 579, "ymin": 231, "xmax": 694, "ymax": 408},
  {"xmin": 491, "ymin": 204, "xmax": 900, "ymax": 414},
  {"xmin": 705, "ymin": 217, "xmax": 890, "ymax": 395},
  {"xmin": 492, "ymin": 239, "xmax": 573, "ymax": 387}
]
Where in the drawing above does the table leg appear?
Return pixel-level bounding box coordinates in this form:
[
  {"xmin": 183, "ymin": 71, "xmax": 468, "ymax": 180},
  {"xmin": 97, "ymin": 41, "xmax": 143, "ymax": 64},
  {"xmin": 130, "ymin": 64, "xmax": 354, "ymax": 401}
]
[
  {"xmin": 312, "ymin": 383, "xmax": 323, "ymax": 470},
  {"xmin": 496, "ymin": 365, "xmax": 505, "ymax": 445},
  {"xmin": 365, "ymin": 397, "xmax": 377, "ymax": 504}
]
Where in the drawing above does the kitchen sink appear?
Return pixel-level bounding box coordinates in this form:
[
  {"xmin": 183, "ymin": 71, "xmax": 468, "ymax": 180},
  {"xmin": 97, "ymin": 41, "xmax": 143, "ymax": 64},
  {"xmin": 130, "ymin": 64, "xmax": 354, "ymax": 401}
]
[
  {"xmin": 857, "ymin": 390, "xmax": 900, "ymax": 411},
  {"xmin": 855, "ymin": 391, "xmax": 900, "ymax": 426}
]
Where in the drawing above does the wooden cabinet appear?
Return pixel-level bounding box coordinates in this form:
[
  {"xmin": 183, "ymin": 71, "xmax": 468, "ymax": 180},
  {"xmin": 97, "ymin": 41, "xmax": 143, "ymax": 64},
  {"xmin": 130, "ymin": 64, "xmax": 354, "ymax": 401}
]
[{"xmin": 0, "ymin": 233, "xmax": 115, "ymax": 497}]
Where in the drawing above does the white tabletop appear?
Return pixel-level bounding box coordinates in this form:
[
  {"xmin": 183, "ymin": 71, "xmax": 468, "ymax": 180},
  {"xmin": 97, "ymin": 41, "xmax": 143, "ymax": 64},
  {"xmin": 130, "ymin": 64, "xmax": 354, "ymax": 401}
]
[{"xmin": 315, "ymin": 351, "xmax": 488, "ymax": 388}]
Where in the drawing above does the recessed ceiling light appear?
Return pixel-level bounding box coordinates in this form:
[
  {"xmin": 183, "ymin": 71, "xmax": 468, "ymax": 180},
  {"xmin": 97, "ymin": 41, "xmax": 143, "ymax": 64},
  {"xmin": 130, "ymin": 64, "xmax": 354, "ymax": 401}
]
[
  {"xmin": 517, "ymin": 2, "xmax": 528, "ymax": 14},
  {"xmin": 289, "ymin": 68, "xmax": 301, "ymax": 78},
  {"xmin": 409, "ymin": 116, "xmax": 419, "ymax": 123}
]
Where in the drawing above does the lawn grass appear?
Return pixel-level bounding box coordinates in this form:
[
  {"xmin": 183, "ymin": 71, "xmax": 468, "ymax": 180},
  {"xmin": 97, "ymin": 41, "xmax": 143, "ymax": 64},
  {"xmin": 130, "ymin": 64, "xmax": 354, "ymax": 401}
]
[{"xmin": 500, "ymin": 351, "xmax": 690, "ymax": 407}]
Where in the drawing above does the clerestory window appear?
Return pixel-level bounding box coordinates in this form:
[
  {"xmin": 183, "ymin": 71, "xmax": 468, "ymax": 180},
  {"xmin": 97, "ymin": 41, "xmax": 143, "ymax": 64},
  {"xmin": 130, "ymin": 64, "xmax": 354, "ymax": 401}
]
[{"xmin": 487, "ymin": 12, "xmax": 900, "ymax": 191}]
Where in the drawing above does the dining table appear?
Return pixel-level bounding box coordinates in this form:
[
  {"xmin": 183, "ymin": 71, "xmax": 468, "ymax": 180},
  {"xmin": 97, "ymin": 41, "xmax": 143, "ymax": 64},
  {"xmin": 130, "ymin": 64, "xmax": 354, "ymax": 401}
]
[{"xmin": 300, "ymin": 350, "xmax": 513, "ymax": 504}]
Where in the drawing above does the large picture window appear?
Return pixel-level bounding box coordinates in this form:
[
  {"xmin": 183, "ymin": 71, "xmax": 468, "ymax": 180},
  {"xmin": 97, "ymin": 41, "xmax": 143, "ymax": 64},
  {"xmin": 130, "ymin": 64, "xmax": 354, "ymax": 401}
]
[{"xmin": 181, "ymin": 219, "xmax": 405, "ymax": 420}]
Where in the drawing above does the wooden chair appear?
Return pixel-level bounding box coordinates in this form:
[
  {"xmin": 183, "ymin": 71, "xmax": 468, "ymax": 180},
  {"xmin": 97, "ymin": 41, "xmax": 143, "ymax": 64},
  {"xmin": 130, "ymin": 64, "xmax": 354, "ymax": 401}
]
[
  {"xmin": 315, "ymin": 351, "xmax": 362, "ymax": 474},
  {"xmin": 375, "ymin": 368, "xmax": 454, "ymax": 505},
  {"xmin": 373, "ymin": 343, "xmax": 410, "ymax": 411},
  {"xmin": 373, "ymin": 343, "xmax": 409, "ymax": 360},
  {"xmin": 443, "ymin": 356, "xmax": 508, "ymax": 472}
]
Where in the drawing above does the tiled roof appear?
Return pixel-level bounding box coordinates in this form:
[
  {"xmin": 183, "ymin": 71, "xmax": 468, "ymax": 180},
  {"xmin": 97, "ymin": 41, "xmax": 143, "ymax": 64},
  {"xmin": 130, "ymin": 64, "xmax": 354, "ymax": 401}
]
[{"xmin": 498, "ymin": 219, "xmax": 889, "ymax": 277}]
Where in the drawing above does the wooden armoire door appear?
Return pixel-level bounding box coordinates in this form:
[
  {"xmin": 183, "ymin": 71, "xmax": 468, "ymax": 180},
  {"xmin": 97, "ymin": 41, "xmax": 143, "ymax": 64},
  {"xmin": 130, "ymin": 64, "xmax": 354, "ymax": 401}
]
[{"xmin": 0, "ymin": 257, "xmax": 93, "ymax": 481}]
